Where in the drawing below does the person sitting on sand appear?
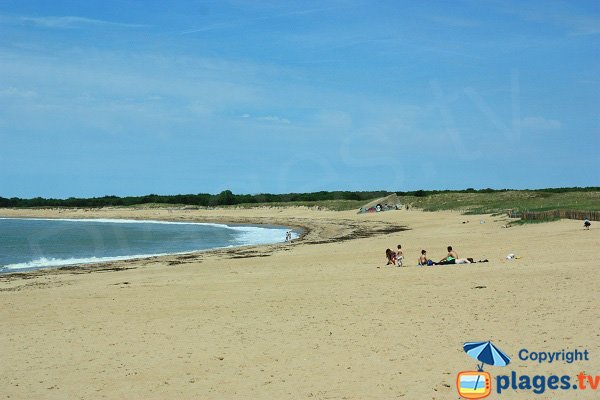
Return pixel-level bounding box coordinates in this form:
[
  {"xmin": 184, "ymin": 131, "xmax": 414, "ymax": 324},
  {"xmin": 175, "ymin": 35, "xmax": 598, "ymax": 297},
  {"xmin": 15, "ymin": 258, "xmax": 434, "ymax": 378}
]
[
  {"xmin": 385, "ymin": 248, "xmax": 397, "ymax": 266},
  {"xmin": 418, "ymin": 250, "xmax": 428, "ymax": 266},
  {"xmin": 396, "ymin": 244, "xmax": 404, "ymax": 267},
  {"xmin": 438, "ymin": 246, "xmax": 458, "ymax": 265}
]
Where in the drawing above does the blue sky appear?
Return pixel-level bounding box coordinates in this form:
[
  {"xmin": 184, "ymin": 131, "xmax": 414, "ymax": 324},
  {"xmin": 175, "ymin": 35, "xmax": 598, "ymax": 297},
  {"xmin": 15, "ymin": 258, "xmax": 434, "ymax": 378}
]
[{"xmin": 0, "ymin": 0, "xmax": 598, "ymax": 198}]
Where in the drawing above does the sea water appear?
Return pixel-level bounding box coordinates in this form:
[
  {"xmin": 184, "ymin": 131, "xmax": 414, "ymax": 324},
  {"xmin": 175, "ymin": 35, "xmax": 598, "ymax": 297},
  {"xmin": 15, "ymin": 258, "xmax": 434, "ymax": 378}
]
[{"xmin": 0, "ymin": 218, "xmax": 296, "ymax": 273}]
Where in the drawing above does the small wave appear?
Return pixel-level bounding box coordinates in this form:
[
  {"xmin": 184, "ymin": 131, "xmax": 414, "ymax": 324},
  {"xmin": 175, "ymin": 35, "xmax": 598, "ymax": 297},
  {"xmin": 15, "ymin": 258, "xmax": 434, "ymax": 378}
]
[
  {"xmin": 233, "ymin": 226, "xmax": 298, "ymax": 245},
  {"xmin": 1, "ymin": 253, "xmax": 179, "ymax": 271},
  {"xmin": 0, "ymin": 218, "xmax": 296, "ymax": 237},
  {"xmin": 0, "ymin": 218, "xmax": 299, "ymax": 273},
  {"xmin": 0, "ymin": 217, "xmax": 230, "ymax": 228},
  {"xmin": 0, "ymin": 217, "xmax": 297, "ymax": 240}
]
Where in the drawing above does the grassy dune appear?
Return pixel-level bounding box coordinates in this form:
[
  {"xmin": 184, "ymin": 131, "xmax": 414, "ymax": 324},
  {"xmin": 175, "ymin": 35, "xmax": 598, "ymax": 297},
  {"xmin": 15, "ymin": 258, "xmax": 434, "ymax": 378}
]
[
  {"xmin": 115, "ymin": 190, "xmax": 600, "ymax": 215},
  {"xmin": 224, "ymin": 190, "xmax": 600, "ymax": 214},
  {"xmin": 400, "ymin": 190, "xmax": 600, "ymax": 214}
]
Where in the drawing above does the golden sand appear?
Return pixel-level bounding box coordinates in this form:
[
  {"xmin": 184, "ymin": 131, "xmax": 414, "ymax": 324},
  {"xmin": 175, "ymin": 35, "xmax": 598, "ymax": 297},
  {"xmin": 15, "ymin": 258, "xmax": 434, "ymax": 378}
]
[{"xmin": 1, "ymin": 207, "xmax": 598, "ymax": 399}]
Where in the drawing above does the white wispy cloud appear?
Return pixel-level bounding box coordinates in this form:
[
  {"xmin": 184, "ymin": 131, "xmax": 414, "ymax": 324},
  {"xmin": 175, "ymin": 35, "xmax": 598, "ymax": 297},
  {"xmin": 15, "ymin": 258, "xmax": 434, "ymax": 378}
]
[
  {"xmin": 429, "ymin": 15, "xmax": 481, "ymax": 28},
  {"xmin": 257, "ymin": 115, "xmax": 291, "ymax": 124},
  {"xmin": 180, "ymin": 5, "xmax": 341, "ymax": 35},
  {"xmin": 0, "ymin": 87, "xmax": 38, "ymax": 97},
  {"xmin": 180, "ymin": 21, "xmax": 238, "ymax": 35},
  {"xmin": 240, "ymin": 114, "xmax": 291, "ymax": 124},
  {"xmin": 19, "ymin": 15, "xmax": 148, "ymax": 29},
  {"xmin": 254, "ymin": 5, "xmax": 345, "ymax": 20},
  {"xmin": 566, "ymin": 16, "xmax": 600, "ymax": 36},
  {"xmin": 493, "ymin": 1, "xmax": 600, "ymax": 36},
  {"xmin": 521, "ymin": 116, "xmax": 562, "ymax": 131}
]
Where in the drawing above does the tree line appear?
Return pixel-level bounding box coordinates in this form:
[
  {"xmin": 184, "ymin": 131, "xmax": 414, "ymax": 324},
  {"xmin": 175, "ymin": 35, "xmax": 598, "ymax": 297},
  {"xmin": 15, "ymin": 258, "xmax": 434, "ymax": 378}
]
[
  {"xmin": 1, "ymin": 187, "xmax": 598, "ymax": 208},
  {"xmin": 0, "ymin": 190, "xmax": 389, "ymax": 208}
]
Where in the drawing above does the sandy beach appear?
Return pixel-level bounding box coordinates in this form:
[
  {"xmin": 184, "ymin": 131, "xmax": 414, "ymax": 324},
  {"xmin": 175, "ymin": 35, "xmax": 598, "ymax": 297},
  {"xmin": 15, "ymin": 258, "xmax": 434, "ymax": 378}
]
[{"xmin": 1, "ymin": 207, "xmax": 599, "ymax": 399}]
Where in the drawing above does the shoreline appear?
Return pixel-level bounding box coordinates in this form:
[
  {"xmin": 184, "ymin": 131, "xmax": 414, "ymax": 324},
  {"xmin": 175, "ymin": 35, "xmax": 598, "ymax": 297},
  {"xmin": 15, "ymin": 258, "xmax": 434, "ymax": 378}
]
[
  {"xmin": 0, "ymin": 215, "xmax": 306, "ymax": 277},
  {"xmin": 1, "ymin": 206, "xmax": 598, "ymax": 399},
  {"xmin": 0, "ymin": 207, "xmax": 405, "ymax": 282},
  {"xmin": 0, "ymin": 210, "xmax": 311, "ymax": 281}
]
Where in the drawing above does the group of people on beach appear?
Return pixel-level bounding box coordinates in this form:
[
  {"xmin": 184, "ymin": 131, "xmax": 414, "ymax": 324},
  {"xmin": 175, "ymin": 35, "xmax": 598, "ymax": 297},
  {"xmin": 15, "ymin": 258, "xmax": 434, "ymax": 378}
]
[
  {"xmin": 385, "ymin": 245, "xmax": 487, "ymax": 267},
  {"xmin": 385, "ymin": 245, "xmax": 404, "ymax": 267}
]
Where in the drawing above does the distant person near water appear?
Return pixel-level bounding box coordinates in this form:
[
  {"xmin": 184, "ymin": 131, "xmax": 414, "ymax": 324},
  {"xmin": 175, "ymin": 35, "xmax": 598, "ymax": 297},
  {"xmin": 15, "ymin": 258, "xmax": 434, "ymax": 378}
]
[{"xmin": 584, "ymin": 219, "xmax": 591, "ymax": 230}]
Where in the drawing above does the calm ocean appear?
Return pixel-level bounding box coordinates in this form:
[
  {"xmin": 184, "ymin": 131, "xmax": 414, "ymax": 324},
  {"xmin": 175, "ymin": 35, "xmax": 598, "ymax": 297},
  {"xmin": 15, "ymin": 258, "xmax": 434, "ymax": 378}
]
[{"xmin": 0, "ymin": 218, "xmax": 295, "ymax": 273}]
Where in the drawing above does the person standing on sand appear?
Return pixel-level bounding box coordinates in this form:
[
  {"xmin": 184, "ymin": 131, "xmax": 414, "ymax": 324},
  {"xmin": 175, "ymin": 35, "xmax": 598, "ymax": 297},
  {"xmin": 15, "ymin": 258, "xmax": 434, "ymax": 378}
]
[
  {"xmin": 584, "ymin": 219, "xmax": 591, "ymax": 230},
  {"xmin": 396, "ymin": 244, "xmax": 404, "ymax": 267}
]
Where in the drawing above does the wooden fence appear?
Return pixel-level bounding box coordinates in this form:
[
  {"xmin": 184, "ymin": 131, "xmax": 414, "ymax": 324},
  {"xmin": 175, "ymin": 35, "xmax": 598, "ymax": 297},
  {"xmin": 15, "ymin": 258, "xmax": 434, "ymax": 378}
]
[{"xmin": 508, "ymin": 209, "xmax": 600, "ymax": 221}]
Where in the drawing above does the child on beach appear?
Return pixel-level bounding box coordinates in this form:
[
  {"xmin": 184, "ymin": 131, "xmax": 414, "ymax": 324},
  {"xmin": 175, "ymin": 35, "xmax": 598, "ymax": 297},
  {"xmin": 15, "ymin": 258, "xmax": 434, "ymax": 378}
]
[
  {"xmin": 418, "ymin": 250, "xmax": 428, "ymax": 266},
  {"xmin": 396, "ymin": 244, "xmax": 404, "ymax": 267}
]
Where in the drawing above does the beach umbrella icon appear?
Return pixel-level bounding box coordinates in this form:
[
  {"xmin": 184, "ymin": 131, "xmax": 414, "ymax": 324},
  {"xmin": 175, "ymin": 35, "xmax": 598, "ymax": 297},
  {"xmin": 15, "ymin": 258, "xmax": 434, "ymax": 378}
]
[{"xmin": 463, "ymin": 341, "xmax": 511, "ymax": 371}]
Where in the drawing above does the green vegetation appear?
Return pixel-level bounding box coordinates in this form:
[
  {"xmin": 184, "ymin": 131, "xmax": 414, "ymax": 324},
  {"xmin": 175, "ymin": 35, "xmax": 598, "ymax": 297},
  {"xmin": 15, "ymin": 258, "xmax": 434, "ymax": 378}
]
[
  {"xmin": 1, "ymin": 188, "xmax": 599, "ymax": 215},
  {"xmin": 227, "ymin": 199, "xmax": 366, "ymax": 211},
  {"xmin": 510, "ymin": 217, "xmax": 561, "ymax": 225},
  {"xmin": 398, "ymin": 190, "xmax": 600, "ymax": 214},
  {"xmin": 0, "ymin": 190, "xmax": 389, "ymax": 209}
]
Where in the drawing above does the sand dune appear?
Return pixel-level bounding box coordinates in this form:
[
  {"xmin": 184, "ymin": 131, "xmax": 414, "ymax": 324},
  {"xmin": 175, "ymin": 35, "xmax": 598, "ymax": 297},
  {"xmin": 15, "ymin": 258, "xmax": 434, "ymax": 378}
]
[{"xmin": 1, "ymin": 207, "xmax": 598, "ymax": 399}]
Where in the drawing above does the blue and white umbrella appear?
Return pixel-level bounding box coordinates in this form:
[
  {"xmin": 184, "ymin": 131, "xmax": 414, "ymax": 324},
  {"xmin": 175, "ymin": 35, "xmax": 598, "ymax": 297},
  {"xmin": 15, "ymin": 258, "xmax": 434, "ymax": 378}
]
[{"xmin": 463, "ymin": 341, "xmax": 511, "ymax": 370}]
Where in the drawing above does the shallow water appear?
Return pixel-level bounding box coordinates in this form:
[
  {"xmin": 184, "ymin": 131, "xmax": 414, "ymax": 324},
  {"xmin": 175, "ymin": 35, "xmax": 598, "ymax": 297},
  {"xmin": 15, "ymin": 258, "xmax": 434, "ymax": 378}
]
[{"xmin": 0, "ymin": 218, "xmax": 294, "ymax": 273}]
